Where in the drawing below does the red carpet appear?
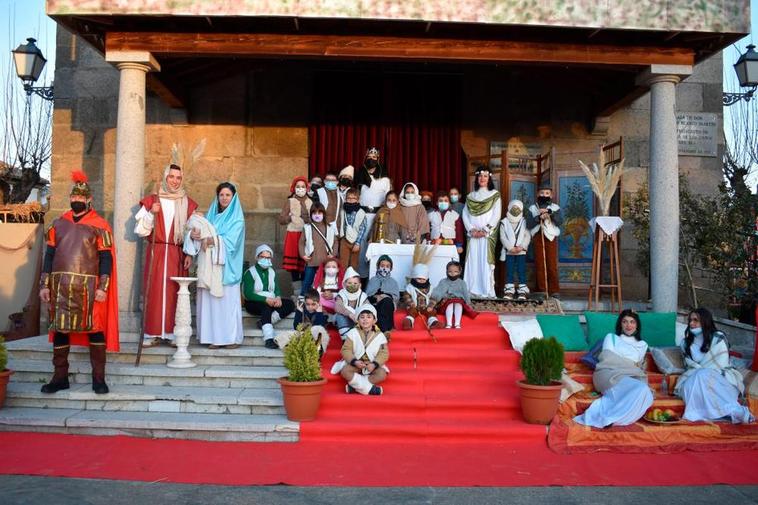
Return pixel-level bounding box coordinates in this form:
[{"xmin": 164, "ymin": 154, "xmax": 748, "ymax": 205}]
[
  {"xmin": 1, "ymin": 432, "xmax": 758, "ymax": 486},
  {"xmin": 2, "ymin": 310, "xmax": 756, "ymax": 486},
  {"xmin": 300, "ymin": 311, "xmax": 548, "ymax": 443}
]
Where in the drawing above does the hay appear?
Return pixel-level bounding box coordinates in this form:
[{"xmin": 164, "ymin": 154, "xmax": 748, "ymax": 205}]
[
  {"xmin": 578, "ymin": 148, "xmax": 633, "ymax": 216},
  {"xmin": 0, "ymin": 202, "xmax": 44, "ymax": 222}
]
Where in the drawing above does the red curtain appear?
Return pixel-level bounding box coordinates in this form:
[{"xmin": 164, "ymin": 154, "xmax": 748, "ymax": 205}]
[{"xmin": 309, "ymin": 72, "xmax": 462, "ymax": 195}]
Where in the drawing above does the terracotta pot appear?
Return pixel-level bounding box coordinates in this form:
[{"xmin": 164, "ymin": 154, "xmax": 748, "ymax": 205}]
[
  {"xmin": 517, "ymin": 379, "xmax": 562, "ymax": 425},
  {"xmin": 278, "ymin": 377, "xmax": 327, "ymax": 422},
  {"xmin": 0, "ymin": 369, "xmax": 14, "ymax": 409}
]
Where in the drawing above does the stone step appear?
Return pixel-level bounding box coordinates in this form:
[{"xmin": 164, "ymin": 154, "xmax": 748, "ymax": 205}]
[
  {"xmin": 117, "ymin": 326, "xmax": 294, "ymax": 343},
  {"xmin": 5, "ymin": 382, "xmax": 285, "ymax": 415},
  {"xmin": 8, "ymin": 359, "xmax": 287, "ymax": 388},
  {"xmin": 0, "ymin": 407, "xmax": 298, "ymax": 442},
  {"xmin": 7, "ymin": 336, "xmax": 284, "ymax": 366}
]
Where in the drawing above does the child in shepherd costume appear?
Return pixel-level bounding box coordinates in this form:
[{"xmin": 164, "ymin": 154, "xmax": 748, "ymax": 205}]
[
  {"xmin": 334, "ymin": 267, "xmax": 370, "ymax": 340},
  {"xmin": 365, "ymin": 254, "xmax": 400, "ymax": 337},
  {"xmin": 499, "ymin": 199, "xmax": 532, "ymax": 301},
  {"xmin": 279, "ymin": 176, "xmax": 312, "ymax": 284},
  {"xmin": 312, "ymin": 258, "xmax": 343, "ymax": 314},
  {"xmin": 402, "ymin": 263, "xmax": 441, "ymax": 330},
  {"xmin": 526, "ymin": 183, "xmax": 562, "ymax": 298},
  {"xmin": 430, "ymin": 260, "xmax": 477, "ymax": 329},
  {"xmin": 338, "ymin": 187, "xmax": 368, "ymax": 271}
]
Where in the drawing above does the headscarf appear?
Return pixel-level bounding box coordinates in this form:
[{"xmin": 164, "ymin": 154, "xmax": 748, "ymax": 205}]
[
  {"xmin": 312, "ymin": 258, "xmax": 343, "ymax": 292},
  {"xmin": 206, "ymin": 182, "xmax": 245, "ymax": 285},
  {"xmin": 158, "ymin": 164, "xmax": 189, "ymax": 244},
  {"xmin": 506, "ymin": 199, "xmax": 524, "ymax": 225},
  {"xmin": 256, "ymin": 244, "xmax": 273, "ymax": 258},
  {"xmin": 290, "ymin": 176, "xmax": 309, "ymax": 194},
  {"xmin": 399, "ymin": 182, "xmax": 421, "ymax": 207}
]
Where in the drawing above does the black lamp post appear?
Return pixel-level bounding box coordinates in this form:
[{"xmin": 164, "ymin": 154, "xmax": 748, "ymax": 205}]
[
  {"xmin": 12, "ymin": 37, "xmax": 54, "ymax": 101},
  {"xmin": 723, "ymin": 44, "xmax": 758, "ymax": 106}
]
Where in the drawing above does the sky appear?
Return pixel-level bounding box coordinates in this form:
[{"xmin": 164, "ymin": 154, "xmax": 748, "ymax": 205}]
[{"xmin": 0, "ymin": 0, "xmax": 756, "ymax": 189}]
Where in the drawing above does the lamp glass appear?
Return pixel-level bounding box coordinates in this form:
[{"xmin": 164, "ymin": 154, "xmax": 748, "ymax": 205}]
[{"xmin": 12, "ymin": 38, "xmax": 46, "ymax": 83}]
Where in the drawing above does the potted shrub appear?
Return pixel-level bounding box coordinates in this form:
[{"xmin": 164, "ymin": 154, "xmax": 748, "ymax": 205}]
[
  {"xmin": 277, "ymin": 326, "xmax": 327, "ymax": 422},
  {"xmin": 517, "ymin": 336, "xmax": 564, "ymax": 424},
  {"xmin": 0, "ymin": 337, "xmax": 13, "ymax": 409}
]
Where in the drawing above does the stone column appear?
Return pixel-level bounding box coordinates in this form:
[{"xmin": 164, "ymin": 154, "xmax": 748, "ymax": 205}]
[
  {"xmin": 105, "ymin": 51, "xmax": 160, "ymax": 328},
  {"xmin": 636, "ymin": 65, "xmax": 691, "ymax": 313}
]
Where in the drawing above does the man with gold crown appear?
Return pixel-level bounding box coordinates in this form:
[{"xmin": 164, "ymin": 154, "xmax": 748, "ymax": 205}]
[
  {"xmin": 134, "ymin": 164, "xmax": 198, "ymax": 347},
  {"xmin": 356, "ymin": 147, "xmax": 392, "ymax": 281},
  {"xmin": 39, "ymin": 171, "xmax": 119, "ymax": 394}
]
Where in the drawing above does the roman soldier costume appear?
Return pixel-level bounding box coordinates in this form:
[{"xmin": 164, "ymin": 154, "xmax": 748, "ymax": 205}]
[{"xmin": 39, "ymin": 171, "xmax": 119, "ymax": 394}]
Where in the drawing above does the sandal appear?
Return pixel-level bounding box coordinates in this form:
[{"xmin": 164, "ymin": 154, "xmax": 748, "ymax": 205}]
[
  {"xmin": 208, "ymin": 344, "xmax": 221, "ymax": 349},
  {"xmin": 225, "ymin": 344, "xmax": 240, "ymax": 349},
  {"xmin": 142, "ymin": 337, "xmax": 161, "ymax": 348}
]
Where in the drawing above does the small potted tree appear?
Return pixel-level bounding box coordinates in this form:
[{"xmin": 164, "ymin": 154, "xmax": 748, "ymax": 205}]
[
  {"xmin": 0, "ymin": 337, "xmax": 13, "ymax": 409},
  {"xmin": 277, "ymin": 326, "xmax": 327, "ymax": 422},
  {"xmin": 517, "ymin": 336, "xmax": 564, "ymax": 424}
]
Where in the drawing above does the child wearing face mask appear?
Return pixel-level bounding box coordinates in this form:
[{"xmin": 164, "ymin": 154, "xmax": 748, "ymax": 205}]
[
  {"xmin": 313, "ymin": 258, "xmax": 343, "ymax": 314},
  {"xmin": 429, "ymin": 191, "xmax": 465, "ymax": 255},
  {"xmin": 397, "ymin": 182, "xmax": 431, "ymax": 244},
  {"xmin": 338, "ymin": 187, "xmax": 368, "ymax": 271},
  {"xmin": 402, "ymin": 263, "xmax": 440, "ymax": 330},
  {"xmin": 499, "ymin": 199, "xmax": 531, "ymax": 301},
  {"xmin": 371, "ymin": 191, "xmax": 403, "ymax": 243},
  {"xmin": 308, "ymin": 176, "xmax": 323, "ymax": 201},
  {"xmin": 365, "ymin": 255, "xmax": 400, "ymax": 337},
  {"xmin": 430, "ymin": 261, "xmax": 476, "ymax": 329},
  {"xmin": 315, "ymin": 172, "xmax": 343, "ymax": 227},
  {"xmin": 279, "ymin": 176, "xmax": 312, "ymax": 284},
  {"xmin": 448, "ymin": 187, "xmax": 464, "ymax": 215},
  {"xmin": 420, "ymin": 190, "xmax": 435, "ymax": 215},
  {"xmin": 334, "ymin": 267, "xmax": 370, "ymax": 340},
  {"xmin": 299, "ymin": 203, "xmax": 338, "ymax": 298}
]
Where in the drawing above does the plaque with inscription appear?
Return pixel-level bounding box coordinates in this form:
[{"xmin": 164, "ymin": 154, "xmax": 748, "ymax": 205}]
[{"xmin": 677, "ymin": 113, "xmax": 718, "ymax": 157}]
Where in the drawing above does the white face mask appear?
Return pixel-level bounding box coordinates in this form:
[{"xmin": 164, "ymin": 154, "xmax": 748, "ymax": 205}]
[
  {"xmin": 294, "ymin": 187, "xmax": 307, "ymax": 198},
  {"xmin": 325, "ymin": 267, "xmax": 339, "ymax": 276},
  {"xmin": 405, "ymin": 192, "xmax": 419, "ymax": 201},
  {"xmin": 312, "ymin": 214, "xmax": 324, "ymax": 223},
  {"xmin": 386, "ymin": 201, "xmax": 397, "ymax": 209}
]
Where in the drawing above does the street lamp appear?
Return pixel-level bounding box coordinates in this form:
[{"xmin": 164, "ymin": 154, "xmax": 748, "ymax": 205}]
[
  {"xmin": 723, "ymin": 44, "xmax": 758, "ymax": 106},
  {"xmin": 12, "ymin": 37, "xmax": 54, "ymax": 101}
]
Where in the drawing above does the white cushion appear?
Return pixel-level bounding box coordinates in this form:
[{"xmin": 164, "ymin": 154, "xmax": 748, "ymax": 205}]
[
  {"xmin": 675, "ymin": 321, "xmax": 688, "ymax": 346},
  {"xmin": 501, "ymin": 319, "xmax": 543, "ymax": 353}
]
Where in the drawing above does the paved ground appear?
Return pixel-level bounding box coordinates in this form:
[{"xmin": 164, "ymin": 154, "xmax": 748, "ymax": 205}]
[{"xmin": 3, "ymin": 476, "xmax": 758, "ymax": 504}]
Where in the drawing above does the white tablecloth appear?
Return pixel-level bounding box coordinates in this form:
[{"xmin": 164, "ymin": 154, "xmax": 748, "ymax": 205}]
[
  {"xmin": 365, "ymin": 243, "xmax": 460, "ymax": 287},
  {"xmin": 590, "ymin": 216, "xmax": 624, "ymax": 235}
]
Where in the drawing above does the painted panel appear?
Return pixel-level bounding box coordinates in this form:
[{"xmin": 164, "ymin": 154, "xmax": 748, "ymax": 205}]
[{"xmin": 558, "ymin": 175, "xmax": 593, "ymax": 264}]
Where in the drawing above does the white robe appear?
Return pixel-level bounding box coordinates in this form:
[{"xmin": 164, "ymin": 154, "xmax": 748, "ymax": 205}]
[
  {"xmin": 462, "ymin": 189, "xmax": 501, "ymax": 298},
  {"xmin": 196, "ymin": 284, "xmax": 244, "ymax": 346},
  {"xmin": 358, "ymin": 176, "xmax": 391, "ymax": 277},
  {"xmin": 183, "ymin": 214, "xmax": 225, "ymax": 298},
  {"xmin": 676, "ymin": 336, "xmax": 754, "ymax": 424},
  {"xmin": 574, "ymin": 334, "xmax": 653, "ymax": 428},
  {"xmin": 134, "ymin": 198, "xmax": 177, "ymax": 341}
]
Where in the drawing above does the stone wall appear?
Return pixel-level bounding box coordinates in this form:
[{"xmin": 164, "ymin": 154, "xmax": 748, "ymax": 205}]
[{"xmin": 51, "ymin": 25, "xmax": 725, "ymax": 303}]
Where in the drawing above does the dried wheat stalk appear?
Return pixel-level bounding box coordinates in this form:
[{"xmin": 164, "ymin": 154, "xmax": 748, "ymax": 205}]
[{"xmin": 578, "ymin": 148, "xmax": 631, "ymax": 216}]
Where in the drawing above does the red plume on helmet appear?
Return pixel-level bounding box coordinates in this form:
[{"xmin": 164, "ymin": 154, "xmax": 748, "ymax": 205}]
[
  {"xmin": 70, "ymin": 170, "xmax": 92, "ymax": 197},
  {"xmin": 71, "ymin": 170, "xmax": 88, "ymax": 183}
]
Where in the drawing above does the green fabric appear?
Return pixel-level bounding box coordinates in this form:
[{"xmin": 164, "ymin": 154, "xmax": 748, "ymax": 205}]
[
  {"xmin": 241, "ymin": 264, "xmax": 280, "ymax": 302},
  {"xmin": 536, "ymin": 314, "xmax": 588, "ymax": 351},
  {"xmin": 639, "ymin": 312, "xmax": 677, "ymax": 347},
  {"xmin": 584, "ymin": 311, "xmax": 618, "ymax": 347},
  {"xmin": 465, "ymin": 191, "xmax": 500, "ymax": 216}
]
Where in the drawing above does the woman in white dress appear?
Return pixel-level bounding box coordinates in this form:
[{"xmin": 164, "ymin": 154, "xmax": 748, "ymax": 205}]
[
  {"xmin": 575, "ymin": 310, "xmax": 654, "ymax": 428},
  {"xmin": 674, "ymin": 308, "xmax": 754, "ymax": 424},
  {"xmin": 193, "ymin": 182, "xmax": 245, "ymax": 349},
  {"xmin": 462, "ymin": 166, "xmax": 501, "ymax": 298}
]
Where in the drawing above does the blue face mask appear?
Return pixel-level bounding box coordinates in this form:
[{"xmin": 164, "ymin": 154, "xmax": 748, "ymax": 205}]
[
  {"xmin": 325, "ymin": 181, "xmax": 338, "ymax": 191},
  {"xmin": 258, "ymin": 258, "xmax": 272, "ymax": 269},
  {"xmin": 690, "ymin": 327, "xmax": 703, "ymax": 336},
  {"xmin": 438, "ymin": 202, "xmax": 450, "ymax": 211},
  {"xmin": 450, "ymin": 194, "xmax": 459, "ymax": 203}
]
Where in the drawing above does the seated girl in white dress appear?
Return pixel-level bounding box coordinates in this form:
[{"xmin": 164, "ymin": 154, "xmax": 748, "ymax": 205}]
[
  {"xmin": 674, "ymin": 308, "xmax": 754, "ymax": 424},
  {"xmin": 575, "ymin": 310, "xmax": 653, "ymax": 428}
]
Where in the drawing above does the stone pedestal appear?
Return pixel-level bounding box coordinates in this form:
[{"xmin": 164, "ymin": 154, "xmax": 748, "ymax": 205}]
[{"xmin": 167, "ymin": 276, "xmax": 197, "ymax": 369}]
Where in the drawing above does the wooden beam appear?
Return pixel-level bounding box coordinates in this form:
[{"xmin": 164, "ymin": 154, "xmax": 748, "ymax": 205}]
[
  {"xmin": 146, "ymin": 74, "xmax": 186, "ymax": 109},
  {"xmin": 106, "ymin": 32, "xmax": 695, "ymax": 67}
]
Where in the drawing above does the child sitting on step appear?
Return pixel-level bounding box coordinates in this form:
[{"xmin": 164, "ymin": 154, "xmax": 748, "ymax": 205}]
[
  {"xmin": 279, "ymin": 288, "xmax": 329, "ymax": 358},
  {"xmin": 334, "ymin": 267, "xmax": 369, "ymax": 340},
  {"xmin": 312, "ymin": 258, "xmax": 343, "ymax": 315},
  {"xmin": 242, "ymin": 244, "xmax": 296, "ymax": 349},
  {"xmin": 365, "ymin": 254, "xmax": 400, "ymax": 339},
  {"xmin": 402, "ymin": 263, "xmax": 441, "ymax": 330},
  {"xmin": 499, "ymin": 199, "xmax": 531, "ymax": 300},
  {"xmin": 330, "ymin": 304, "xmax": 389, "ymax": 396},
  {"xmin": 430, "ymin": 260, "xmax": 477, "ymax": 329}
]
